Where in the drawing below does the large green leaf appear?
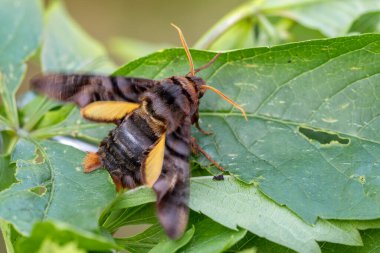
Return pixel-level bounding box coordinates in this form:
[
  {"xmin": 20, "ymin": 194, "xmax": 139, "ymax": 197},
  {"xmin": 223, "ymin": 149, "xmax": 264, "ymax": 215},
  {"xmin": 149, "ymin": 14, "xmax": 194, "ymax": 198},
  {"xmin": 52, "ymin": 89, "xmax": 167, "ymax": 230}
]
[
  {"xmin": 114, "ymin": 34, "xmax": 380, "ymax": 224},
  {"xmin": 227, "ymin": 227, "xmax": 380, "ymax": 253},
  {"xmin": 0, "ymin": 139, "xmax": 115, "ymax": 235},
  {"xmin": 0, "ymin": 0, "xmax": 42, "ymax": 127},
  {"xmin": 190, "ymin": 177, "xmax": 361, "ymax": 253}
]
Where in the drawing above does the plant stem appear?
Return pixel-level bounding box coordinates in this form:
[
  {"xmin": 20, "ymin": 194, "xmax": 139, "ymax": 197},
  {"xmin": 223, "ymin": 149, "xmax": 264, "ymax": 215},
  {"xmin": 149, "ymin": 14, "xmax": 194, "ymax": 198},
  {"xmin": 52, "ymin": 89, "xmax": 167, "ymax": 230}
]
[{"xmin": 194, "ymin": 0, "xmax": 264, "ymax": 49}]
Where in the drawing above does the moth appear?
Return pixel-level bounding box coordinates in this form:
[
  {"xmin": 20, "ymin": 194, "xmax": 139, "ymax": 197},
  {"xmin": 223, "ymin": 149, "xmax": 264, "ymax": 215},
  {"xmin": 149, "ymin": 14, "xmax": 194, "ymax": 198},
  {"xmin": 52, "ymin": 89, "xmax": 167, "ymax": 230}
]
[{"xmin": 31, "ymin": 24, "xmax": 247, "ymax": 239}]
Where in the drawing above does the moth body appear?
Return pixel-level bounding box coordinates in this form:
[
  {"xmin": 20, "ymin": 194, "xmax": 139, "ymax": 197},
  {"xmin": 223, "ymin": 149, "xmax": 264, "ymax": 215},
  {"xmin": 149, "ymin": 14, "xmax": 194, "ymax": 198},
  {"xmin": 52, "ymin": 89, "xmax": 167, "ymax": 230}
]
[{"xmin": 31, "ymin": 24, "xmax": 247, "ymax": 240}]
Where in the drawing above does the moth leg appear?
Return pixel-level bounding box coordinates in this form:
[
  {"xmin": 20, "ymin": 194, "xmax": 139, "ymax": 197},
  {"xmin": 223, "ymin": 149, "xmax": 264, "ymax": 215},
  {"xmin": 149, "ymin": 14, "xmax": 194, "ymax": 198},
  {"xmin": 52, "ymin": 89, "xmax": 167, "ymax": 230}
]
[
  {"xmin": 110, "ymin": 174, "xmax": 123, "ymax": 192},
  {"xmin": 190, "ymin": 137, "xmax": 225, "ymax": 172},
  {"xmin": 83, "ymin": 152, "xmax": 102, "ymax": 173},
  {"xmin": 195, "ymin": 121, "xmax": 213, "ymax": 135},
  {"xmin": 192, "ymin": 111, "xmax": 213, "ymax": 135}
]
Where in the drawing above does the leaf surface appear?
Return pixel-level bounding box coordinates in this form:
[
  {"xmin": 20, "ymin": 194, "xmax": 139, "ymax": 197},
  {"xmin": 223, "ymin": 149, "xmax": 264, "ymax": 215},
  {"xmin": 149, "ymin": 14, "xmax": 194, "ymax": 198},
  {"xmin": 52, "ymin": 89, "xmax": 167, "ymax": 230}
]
[
  {"xmin": 190, "ymin": 177, "xmax": 361, "ymax": 253},
  {"xmin": 42, "ymin": 1, "xmax": 115, "ymax": 73},
  {"xmin": 114, "ymin": 34, "xmax": 380, "ymax": 224},
  {"xmin": 0, "ymin": 0, "xmax": 42, "ymax": 127},
  {"xmin": 0, "ymin": 139, "xmax": 115, "ymax": 235}
]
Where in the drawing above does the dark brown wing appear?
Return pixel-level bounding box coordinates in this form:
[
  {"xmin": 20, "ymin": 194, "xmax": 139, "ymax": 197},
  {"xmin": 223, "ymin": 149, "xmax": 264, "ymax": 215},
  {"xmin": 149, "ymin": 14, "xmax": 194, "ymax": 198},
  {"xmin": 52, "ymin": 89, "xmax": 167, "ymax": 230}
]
[
  {"xmin": 153, "ymin": 117, "xmax": 191, "ymax": 240},
  {"xmin": 31, "ymin": 74, "xmax": 159, "ymax": 107}
]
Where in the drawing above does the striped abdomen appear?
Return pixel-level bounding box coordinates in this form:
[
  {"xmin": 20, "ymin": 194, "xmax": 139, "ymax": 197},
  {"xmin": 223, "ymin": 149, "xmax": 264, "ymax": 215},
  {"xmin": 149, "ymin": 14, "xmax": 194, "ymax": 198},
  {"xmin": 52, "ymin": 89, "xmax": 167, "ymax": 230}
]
[{"xmin": 98, "ymin": 105, "xmax": 165, "ymax": 188}]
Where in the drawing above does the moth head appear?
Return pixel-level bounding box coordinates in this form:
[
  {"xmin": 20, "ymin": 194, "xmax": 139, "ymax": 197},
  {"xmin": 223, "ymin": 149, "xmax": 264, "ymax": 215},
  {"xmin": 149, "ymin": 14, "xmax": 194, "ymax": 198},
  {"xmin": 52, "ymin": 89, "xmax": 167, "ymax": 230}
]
[{"xmin": 171, "ymin": 24, "xmax": 248, "ymax": 121}]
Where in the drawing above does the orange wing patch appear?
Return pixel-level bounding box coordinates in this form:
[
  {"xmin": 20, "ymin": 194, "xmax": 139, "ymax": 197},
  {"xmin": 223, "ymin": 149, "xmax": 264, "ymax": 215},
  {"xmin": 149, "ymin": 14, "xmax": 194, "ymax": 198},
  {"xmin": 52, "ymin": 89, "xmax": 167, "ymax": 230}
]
[
  {"xmin": 80, "ymin": 101, "xmax": 140, "ymax": 122},
  {"xmin": 83, "ymin": 152, "xmax": 102, "ymax": 173},
  {"xmin": 143, "ymin": 134, "xmax": 166, "ymax": 187}
]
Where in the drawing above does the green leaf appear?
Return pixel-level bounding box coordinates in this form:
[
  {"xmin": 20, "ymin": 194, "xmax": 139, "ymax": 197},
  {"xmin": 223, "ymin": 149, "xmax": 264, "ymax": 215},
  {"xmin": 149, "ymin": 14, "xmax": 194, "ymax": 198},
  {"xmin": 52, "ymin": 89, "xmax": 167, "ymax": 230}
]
[
  {"xmin": 116, "ymin": 217, "xmax": 245, "ymax": 253},
  {"xmin": 190, "ymin": 177, "xmax": 361, "ymax": 253},
  {"xmin": 43, "ymin": 1, "xmax": 115, "ymax": 73},
  {"xmin": 0, "ymin": 139, "xmax": 116, "ymax": 235},
  {"xmin": 0, "ymin": 0, "xmax": 43, "ymax": 127},
  {"xmin": 149, "ymin": 226, "xmax": 194, "ymax": 253},
  {"xmin": 17, "ymin": 221, "xmax": 119, "ymax": 252},
  {"xmin": 229, "ymin": 226, "xmax": 380, "ymax": 252},
  {"xmin": 102, "ymin": 203, "xmax": 157, "ymax": 234},
  {"xmin": 115, "ymin": 223, "xmax": 166, "ymax": 253},
  {"xmin": 114, "ymin": 34, "xmax": 380, "ymax": 224},
  {"xmin": 180, "ymin": 219, "xmax": 246, "ymax": 253},
  {"xmin": 99, "ymin": 186, "xmax": 156, "ymax": 232}
]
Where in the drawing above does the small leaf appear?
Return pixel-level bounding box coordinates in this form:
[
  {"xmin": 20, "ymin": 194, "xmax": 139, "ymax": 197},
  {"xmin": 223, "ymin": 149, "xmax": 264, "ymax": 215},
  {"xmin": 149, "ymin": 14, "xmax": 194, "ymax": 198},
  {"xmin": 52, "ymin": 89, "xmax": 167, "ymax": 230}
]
[
  {"xmin": 149, "ymin": 226, "xmax": 194, "ymax": 253},
  {"xmin": 42, "ymin": 1, "xmax": 115, "ymax": 73},
  {"xmin": 0, "ymin": 139, "xmax": 116, "ymax": 235},
  {"xmin": 180, "ymin": 218, "xmax": 246, "ymax": 253},
  {"xmin": 115, "ymin": 223, "xmax": 166, "ymax": 253}
]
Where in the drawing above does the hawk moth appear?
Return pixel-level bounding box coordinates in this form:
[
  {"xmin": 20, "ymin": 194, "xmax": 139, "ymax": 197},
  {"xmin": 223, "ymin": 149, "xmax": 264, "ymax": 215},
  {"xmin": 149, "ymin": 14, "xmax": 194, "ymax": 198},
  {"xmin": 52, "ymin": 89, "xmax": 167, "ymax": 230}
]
[{"xmin": 31, "ymin": 24, "xmax": 246, "ymax": 239}]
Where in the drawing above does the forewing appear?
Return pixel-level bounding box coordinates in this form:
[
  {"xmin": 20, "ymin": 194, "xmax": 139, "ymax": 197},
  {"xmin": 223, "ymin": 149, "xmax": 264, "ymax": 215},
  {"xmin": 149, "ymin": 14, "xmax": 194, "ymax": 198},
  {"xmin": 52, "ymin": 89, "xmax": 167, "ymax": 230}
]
[
  {"xmin": 80, "ymin": 101, "xmax": 140, "ymax": 122},
  {"xmin": 153, "ymin": 118, "xmax": 191, "ymax": 239},
  {"xmin": 31, "ymin": 74, "xmax": 158, "ymax": 107}
]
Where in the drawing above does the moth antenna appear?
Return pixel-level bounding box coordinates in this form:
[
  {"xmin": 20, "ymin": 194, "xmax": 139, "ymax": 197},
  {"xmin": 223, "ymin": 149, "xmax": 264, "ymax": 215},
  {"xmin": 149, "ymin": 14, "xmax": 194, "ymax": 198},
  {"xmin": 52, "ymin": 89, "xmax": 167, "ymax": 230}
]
[
  {"xmin": 171, "ymin": 23, "xmax": 195, "ymax": 76},
  {"xmin": 194, "ymin": 53, "xmax": 221, "ymax": 74},
  {"xmin": 201, "ymin": 85, "xmax": 248, "ymax": 121}
]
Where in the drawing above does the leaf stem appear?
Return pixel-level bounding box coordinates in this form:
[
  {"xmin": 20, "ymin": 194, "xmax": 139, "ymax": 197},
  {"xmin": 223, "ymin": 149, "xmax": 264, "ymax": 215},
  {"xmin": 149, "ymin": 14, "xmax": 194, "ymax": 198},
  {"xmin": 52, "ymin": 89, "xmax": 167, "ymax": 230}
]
[{"xmin": 194, "ymin": 0, "xmax": 264, "ymax": 49}]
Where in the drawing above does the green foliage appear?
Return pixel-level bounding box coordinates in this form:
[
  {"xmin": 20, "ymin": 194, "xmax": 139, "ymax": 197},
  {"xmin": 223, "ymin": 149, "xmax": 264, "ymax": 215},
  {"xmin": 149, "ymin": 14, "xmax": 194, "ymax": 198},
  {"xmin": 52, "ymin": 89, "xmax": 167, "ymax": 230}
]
[{"xmin": 1, "ymin": 0, "xmax": 380, "ymax": 253}]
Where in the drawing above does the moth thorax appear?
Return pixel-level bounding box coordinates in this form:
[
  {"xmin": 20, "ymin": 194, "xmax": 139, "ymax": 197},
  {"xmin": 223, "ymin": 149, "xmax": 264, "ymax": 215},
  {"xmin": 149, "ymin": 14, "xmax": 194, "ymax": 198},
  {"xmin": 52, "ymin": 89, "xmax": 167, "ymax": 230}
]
[{"xmin": 141, "ymin": 84, "xmax": 191, "ymax": 133}]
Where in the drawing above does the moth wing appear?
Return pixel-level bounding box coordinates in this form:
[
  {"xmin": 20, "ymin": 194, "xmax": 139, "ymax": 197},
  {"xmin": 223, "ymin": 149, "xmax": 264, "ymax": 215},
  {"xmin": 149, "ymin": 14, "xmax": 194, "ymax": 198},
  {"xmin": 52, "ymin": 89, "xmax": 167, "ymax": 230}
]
[
  {"xmin": 80, "ymin": 101, "xmax": 140, "ymax": 122},
  {"xmin": 153, "ymin": 119, "xmax": 191, "ymax": 239},
  {"xmin": 142, "ymin": 133, "xmax": 166, "ymax": 187},
  {"xmin": 31, "ymin": 74, "xmax": 158, "ymax": 106}
]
